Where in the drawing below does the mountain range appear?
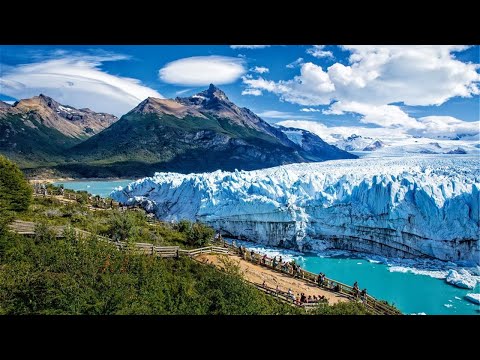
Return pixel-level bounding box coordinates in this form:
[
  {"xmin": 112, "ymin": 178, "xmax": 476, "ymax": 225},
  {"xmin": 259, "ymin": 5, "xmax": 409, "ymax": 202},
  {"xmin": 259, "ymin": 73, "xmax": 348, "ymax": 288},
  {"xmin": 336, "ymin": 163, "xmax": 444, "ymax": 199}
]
[{"xmin": 0, "ymin": 85, "xmax": 356, "ymax": 178}]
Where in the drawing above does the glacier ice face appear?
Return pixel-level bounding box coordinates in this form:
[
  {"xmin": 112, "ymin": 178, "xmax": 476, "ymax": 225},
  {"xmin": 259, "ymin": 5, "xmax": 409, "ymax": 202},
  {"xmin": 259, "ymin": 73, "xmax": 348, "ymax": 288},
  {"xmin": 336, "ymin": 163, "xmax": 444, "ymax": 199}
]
[
  {"xmin": 111, "ymin": 155, "xmax": 480, "ymax": 264},
  {"xmin": 445, "ymin": 269, "xmax": 478, "ymax": 289}
]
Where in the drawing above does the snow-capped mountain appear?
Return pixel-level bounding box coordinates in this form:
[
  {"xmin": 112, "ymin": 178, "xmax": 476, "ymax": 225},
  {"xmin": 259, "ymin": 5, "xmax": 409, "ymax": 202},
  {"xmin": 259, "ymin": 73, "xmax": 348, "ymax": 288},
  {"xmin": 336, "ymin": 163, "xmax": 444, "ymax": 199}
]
[
  {"xmin": 335, "ymin": 134, "xmax": 385, "ymax": 151},
  {"xmin": 277, "ymin": 120, "xmax": 480, "ymax": 157},
  {"xmin": 111, "ymin": 155, "xmax": 480, "ymax": 265},
  {"xmin": 275, "ymin": 125, "xmax": 358, "ymax": 160}
]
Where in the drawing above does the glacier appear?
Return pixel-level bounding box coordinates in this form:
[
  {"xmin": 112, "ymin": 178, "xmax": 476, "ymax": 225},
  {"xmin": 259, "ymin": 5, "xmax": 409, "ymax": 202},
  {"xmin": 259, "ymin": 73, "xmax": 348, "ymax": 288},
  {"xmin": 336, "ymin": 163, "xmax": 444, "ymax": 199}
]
[{"xmin": 111, "ymin": 155, "xmax": 480, "ymax": 265}]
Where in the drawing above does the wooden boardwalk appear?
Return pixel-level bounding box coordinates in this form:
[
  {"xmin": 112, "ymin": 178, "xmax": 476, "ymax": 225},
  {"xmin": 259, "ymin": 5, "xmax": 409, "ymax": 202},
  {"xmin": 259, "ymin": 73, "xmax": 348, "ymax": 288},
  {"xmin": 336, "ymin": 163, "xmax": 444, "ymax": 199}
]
[{"xmin": 9, "ymin": 220, "xmax": 401, "ymax": 314}]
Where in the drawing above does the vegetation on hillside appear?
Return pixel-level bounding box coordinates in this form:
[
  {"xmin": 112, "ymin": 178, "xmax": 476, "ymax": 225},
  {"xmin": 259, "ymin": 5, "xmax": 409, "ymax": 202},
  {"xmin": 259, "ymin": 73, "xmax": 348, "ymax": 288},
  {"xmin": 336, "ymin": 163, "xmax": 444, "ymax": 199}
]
[
  {"xmin": 0, "ymin": 230, "xmax": 301, "ymax": 315},
  {"xmin": 0, "ymin": 114, "xmax": 82, "ymax": 168},
  {"xmin": 0, "ymin": 156, "xmax": 33, "ymax": 234}
]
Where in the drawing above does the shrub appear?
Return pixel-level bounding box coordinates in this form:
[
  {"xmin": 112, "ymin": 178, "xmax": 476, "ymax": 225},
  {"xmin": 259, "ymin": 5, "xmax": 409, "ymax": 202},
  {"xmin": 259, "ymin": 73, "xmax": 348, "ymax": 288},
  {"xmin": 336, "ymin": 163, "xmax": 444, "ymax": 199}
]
[
  {"xmin": 0, "ymin": 155, "xmax": 33, "ymax": 213},
  {"xmin": 313, "ymin": 300, "xmax": 372, "ymax": 315}
]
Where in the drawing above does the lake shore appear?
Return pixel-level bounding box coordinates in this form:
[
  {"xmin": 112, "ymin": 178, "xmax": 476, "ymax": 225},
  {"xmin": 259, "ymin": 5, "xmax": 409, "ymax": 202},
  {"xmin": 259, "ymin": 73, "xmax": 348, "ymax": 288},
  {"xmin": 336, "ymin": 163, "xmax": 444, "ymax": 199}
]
[{"xmin": 29, "ymin": 177, "xmax": 135, "ymax": 184}]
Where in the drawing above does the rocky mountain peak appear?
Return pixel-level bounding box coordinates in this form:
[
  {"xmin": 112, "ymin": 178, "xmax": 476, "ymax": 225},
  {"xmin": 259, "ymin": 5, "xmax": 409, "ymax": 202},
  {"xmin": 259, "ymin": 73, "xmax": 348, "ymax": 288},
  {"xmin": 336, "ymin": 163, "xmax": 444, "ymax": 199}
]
[
  {"xmin": 4, "ymin": 94, "xmax": 118, "ymax": 138},
  {"xmin": 201, "ymin": 84, "xmax": 229, "ymax": 101},
  {"xmin": 0, "ymin": 100, "xmax": 12, "ymax": 109},
  {"xmin": 177, "ymin": 84, "xmax": 231, "ymax": 107}
]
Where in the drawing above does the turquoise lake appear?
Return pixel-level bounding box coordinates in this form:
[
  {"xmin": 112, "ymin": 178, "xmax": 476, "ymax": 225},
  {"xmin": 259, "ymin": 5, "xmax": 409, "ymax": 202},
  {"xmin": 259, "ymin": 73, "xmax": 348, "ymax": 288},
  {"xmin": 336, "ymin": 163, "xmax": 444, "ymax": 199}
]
[
  {"xmin": 53, "ymin": 179, "xmax": 133, "ymax": 198},
  {"xmin": 54, "ymin": 180, "xmax": 480, "ymax": 315}
]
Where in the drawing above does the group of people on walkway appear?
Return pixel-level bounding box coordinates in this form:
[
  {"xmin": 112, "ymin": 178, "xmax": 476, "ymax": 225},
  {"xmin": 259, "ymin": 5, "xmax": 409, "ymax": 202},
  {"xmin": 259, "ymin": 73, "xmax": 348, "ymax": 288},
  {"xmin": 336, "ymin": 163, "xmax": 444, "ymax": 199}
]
[
  {"xmin": 239, "ymin": 247, "xmax": 305, "ymax": 278},
  {"xmin": 289, "ymin": 289, "xmax": 327, "ymax": 305},
  {"xmin": 238, "ymin": 245, "xmax": 370, "ymax": 303},
  {"xmin": 353, "ymin": 281, "xmax": 368, "ymax": 301},
  {"xmin": 33, "ymin": 182, "xmax": 52, "ymax": 196},
  {"xmin": 260, "ymin": 281, "xmax": 327, "ymax": 306}
]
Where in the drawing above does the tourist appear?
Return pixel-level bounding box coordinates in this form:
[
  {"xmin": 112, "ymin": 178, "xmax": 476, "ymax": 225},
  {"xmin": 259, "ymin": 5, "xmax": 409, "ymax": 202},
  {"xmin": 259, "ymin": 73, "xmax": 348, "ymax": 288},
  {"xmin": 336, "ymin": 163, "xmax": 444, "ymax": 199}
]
[
  {"xmin": 262, "ymin": 280, "xmax": 266, "ymax": 288},
  {"xmin": 300, "ymin": 293, "xmax": 306, "ymax": 303},
  {"xmin": 250, "ymin": 250, "xmax": 255, "ymax": 262},
  {"xmin": 262, "ymin": 254, "xmax": 267, "ymax": 265},
  {"xmin": 279, "ymin": 256, "xmax": 283, "ymax": 263},
  {"xmin": 272, "ymin": 256, "xmax": 277, "ymax": 269},
  {"xmin": 353, "ymin": 281, "xmax": 359, "ymax": 297},
  {"xmin": 276, "ymin": 285, "xmax": 279, "ymax": 294},
  {"xmin": 307, "ymin": 295, "xmax": 312, "ymax": 303},
  {"xmin": 361, "ymin": 288, "xmax": 367, "ymax": 301}
]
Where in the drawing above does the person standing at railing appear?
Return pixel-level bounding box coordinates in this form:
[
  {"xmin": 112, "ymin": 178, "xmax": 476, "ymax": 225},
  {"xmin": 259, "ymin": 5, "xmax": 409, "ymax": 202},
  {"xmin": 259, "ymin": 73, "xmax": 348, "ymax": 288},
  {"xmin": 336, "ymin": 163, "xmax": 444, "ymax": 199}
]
[
  {"xmin": 353, "ymin": 281, "xmax": 359, "ymax": 298},
  {"xmin": 272, "ymin": 256, "xmax": 278, "ymax": 269},
  {"xmin": 287, "ymin": 288, "xmax": 294, "ymax": 300},
  {"xmin": 361, "ymin": 288, "xmax": 367, "ymax": 302},
  {"xmin": 317, "ymin": 273, "xmax": 323, "ymax": 286}
]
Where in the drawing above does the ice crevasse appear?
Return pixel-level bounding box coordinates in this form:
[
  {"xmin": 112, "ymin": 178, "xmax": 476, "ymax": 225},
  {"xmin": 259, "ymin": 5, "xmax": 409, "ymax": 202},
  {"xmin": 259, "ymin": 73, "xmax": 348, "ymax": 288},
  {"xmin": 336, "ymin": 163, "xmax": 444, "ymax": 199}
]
[{"xmin": 111, "ymin": 155, "xmax": 480, "ymax": 264}]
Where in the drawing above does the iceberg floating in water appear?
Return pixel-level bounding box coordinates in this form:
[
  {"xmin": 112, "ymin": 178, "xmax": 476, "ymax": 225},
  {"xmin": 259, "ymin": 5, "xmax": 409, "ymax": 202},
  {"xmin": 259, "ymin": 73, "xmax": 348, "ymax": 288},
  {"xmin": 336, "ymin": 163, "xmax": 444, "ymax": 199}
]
[
  {"xmin": 445, "ymin": 269, "xmax": 477, "ymax": 289},
  {"xmin": 111, "ymin": 155, "xmax": 480, "ymax": 264},
  {"xmin": 465, "ymin": 293, "xmax": 480, "ymax": 305}
]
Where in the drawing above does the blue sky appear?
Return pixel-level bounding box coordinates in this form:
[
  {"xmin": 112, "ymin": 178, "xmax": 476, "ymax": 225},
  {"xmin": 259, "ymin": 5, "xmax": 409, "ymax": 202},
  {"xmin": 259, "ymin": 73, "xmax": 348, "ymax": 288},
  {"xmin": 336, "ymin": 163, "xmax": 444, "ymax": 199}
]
[{"xmin": 1, "ymin": 45, "xmax": 479, "ymax": 140}]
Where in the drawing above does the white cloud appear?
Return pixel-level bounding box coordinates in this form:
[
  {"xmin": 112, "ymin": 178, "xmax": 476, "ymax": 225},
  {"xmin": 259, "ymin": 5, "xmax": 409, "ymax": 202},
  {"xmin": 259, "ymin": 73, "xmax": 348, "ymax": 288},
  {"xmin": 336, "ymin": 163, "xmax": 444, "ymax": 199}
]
[
  {"xmin": 330, "ymin": 45, "xmax": 480, "ymax": 106},
  {"xmin": 410, "ymin": 116, "xmax": 479, "ymax": 138},
  {"xmin": 159, "ymin": 56, "xmax": 246, "ymax": 86},
  {"xmin": 230, "ymin": 45, "xmax": 270, "ymax": 49},
  {"xmin": 245, "ymin": 46, "xmax": 480, "ymax": 108},
  {"xmin": 242, "ymin": 62, "xmax": 335, "ymax": 105},
  {"xmin": 286, "ymin": 58, "xmax": 304, "ymax": 68},
  {"xmin": 258, "ymin": 110, "xmax": 296, "ymax": 119},
  {"xmin": 243, "ymin": 46, "xmax": 480, "ymax": 133},
  {"xmin": 306, "ymin": 45, "xmax": 334, "ymax": 59},
  {"xmin": 324, "ymin": 101, "xmax": 420, "ymax": 128},
  {"xmin": 242, "ymin": 88, "xmax": 263, "ymax": 96},
  {"xmin": 0, "ymin": 54, "xmax": 162, "ymax": 116},
  {"xmin": 257, "ymin": 110, "xmax": 314, "ymax": 120},
  {"xmin": 300, "ymin": 107, "xmax": 321, "ymax": 112},
  {"xmin": 175, "ymin": 88, "xmax": 193, "ymax": 96},
  {"xmin": 251, "ymin": 66, "xmax": 269, "ymax": 74}
]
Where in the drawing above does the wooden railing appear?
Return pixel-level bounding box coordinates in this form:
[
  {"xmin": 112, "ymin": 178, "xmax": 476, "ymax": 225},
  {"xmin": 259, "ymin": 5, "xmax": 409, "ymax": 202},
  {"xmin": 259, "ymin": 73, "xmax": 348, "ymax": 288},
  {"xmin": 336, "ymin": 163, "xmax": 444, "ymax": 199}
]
[
  {"xmin": 213, "ymin": 240, "xmax": 401, "ymax": 315},
  {"xmin": 8, "ymin": 221, "xmax": 232, "ymax": 259}
]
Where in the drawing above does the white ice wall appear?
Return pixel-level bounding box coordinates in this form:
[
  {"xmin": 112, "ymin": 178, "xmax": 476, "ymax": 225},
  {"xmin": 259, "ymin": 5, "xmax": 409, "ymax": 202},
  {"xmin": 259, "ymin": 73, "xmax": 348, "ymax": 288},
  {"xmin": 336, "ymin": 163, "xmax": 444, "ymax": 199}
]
[{"xmin": 111, "ymin": 155, "xmax": 480, "ymax": 264}]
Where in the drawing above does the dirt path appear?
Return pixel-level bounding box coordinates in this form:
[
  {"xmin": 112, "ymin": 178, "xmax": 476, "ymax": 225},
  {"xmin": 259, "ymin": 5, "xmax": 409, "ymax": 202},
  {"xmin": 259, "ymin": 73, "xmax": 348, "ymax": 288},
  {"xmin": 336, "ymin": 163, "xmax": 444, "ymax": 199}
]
[{"xmin": 197, "ymin": 254, "xmax": 348, "ymax": 305}]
